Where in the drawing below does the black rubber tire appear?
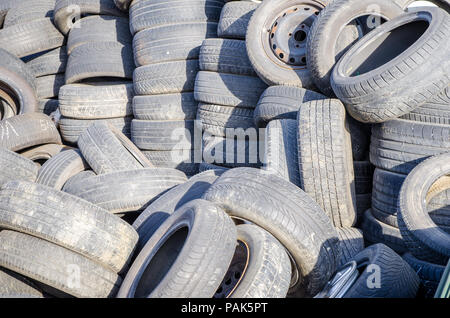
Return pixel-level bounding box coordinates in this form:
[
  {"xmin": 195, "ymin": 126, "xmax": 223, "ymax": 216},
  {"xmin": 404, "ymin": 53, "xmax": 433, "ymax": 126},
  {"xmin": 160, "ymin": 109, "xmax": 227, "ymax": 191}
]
[
  {"xmin": 132, "ymin": 170, "xmax": 221, "ymax": 251},
  {"xmin": 0, "ymin": 113, "xmax": 61, "ymax": 151},
  {"xmin": 361, "ymin": 209, "xmax": 407, "ymax": 254},
  {"xmin": 78, "ymin": 120, "xmax": 153, "ymax": 174},
  {"xmin": 254, "ymin": 85, "xmax": 326, "ymax": 128},
  {"xmin": 0, "ymin": 48, "xmax": 37, "ymax": 114},
  {"xmin": 403, "ymin": 252, "xmax": 445, "ymax": 298},
  {"xmin": 117, "ymin": 199, "xmax": 237, "ymax": 298},
  {"xmin": 133, "ymin": 60, "xmax": 199, "ymax": 95},
  {"xmin": 59, "ymin": 82, "xmax": 133, "ymax": 119},
  {"xmin": 142, "ymin": 150, "xmax": 199, "ymax": 176},
  {"xmin": 400, "ymin": 85, "xmax": 450, "ymax": 125},
  {"xmin": 129, "ymin": 0, "xmax": 224, "ymax": 35},
  {"xmin": 114, "ymin": 0, "xmax": 131, "ymax": 11},
  {"xmin": 246, "ymin": 0, "xmax": 330, "ymax": 88},
  {"xmin": 370, "ymin": 119, "xmax": 450, "ymax": 174},
  {"xmin": 59, "ymin": 116, "xmax": 131, "ymax": 144},
  {"xmin": 0, "ymin": 268, "xmax": 43, "ymax": 298},
  {"xmin": 331, "ymin": 7, "xmax": 450, "ymax": 123},
  {"xmin": 202, "ymin": 134, "xmax": 262, "ymax": 168},
  {"xmin": 35, "ymin": 74, "xmax": 65, "ymax": 99},
  {"xmin": 197, "ymin": 103, "xmax": 255, "ymax": 137},
  {"xmin": 0, "ymin": 18, "xmax": 64, "ymax": 58},
  {"xmin": 336, "ymin": 227, "xmax": 364, "ymax": 266},
  {"xmin": 133, "ymin": 93, "xmax": 197, "ymax": 120},
  {"xmin": 67, "ymin": 15, "xmax": 131, "ymax": 55},
  {"xmin": 3, "ymin": 0, "xmax": 55, "ymax": 28},
  {"xmin": 263, "ymin": 119, "xmax": 300, "ymax": 188},
  {"xmin": 194, "ymin": 71, "xmax": 267, "ymax": 108},
  {"xmin": 216, "ymin": 224, "xmax": 291, "ymax": 298},
  {"xmin": 298, "ymin": 98, "xmax": 357, "ymax": 227},
  {"xmin": 38, "ymin": 99, "xmax": 59, "ymax": 115},
  {"xmin": 64, "ymin": 168, "xmax": 188, "ymax": 213},
  {"xmin": 342, "ymin": 244, "xmax": 420, "ymax": 298},
  {"xmin": 306, "ymin": 0, "xmax": 404, "ymax": 96},
  {"xmin": 398, "ymin": 152, "xmax": 450, "ymax": 265},
  {"xmin": 348, "ymin": 116, "xmax": 371, "ymax": 161},
  {"xmin": 65, "ymin": 42, "xmax": 135, "ymax": 84},
  {"xmin": 133, "ymin": 22, "xmax": 217, "ymax": 66},
  {"xmin": 0, "ymin": 180, "xmax": 139, "ymax": 273},
  {"xmin": 354, "ymin": 161, "xmax": 374, "ymax": 195},
  {"xmin": 36, "ymin": 149, "xmax": 89, "ymax": 190},
  {"xmin": 0, "ymin": 230, "xmax": 122, "ymax": 298},
  {"xmin": 199, "ymin": 38, "xmax": 256, "ymax": 76},
  {"xmin": 202, "ymin": 167, "xmax": 340, "ymax": 297},
  {"xmin": 131, "ymin": 119, "xmax": 197, "ymax": 151},
  {"xmin": 217, "ymin": 1, "xmax": 258, "ymax": 39},
  {"xmin": 0, "ymin": 148, "xmax": 39, "ymax": 188},
  {"xmin": 27, "ymin": 46, "xmax": 68, "ymax": 78},
  {"xmin": 54, "ymin": 0, "xmax": 124, "ymax": 35}
]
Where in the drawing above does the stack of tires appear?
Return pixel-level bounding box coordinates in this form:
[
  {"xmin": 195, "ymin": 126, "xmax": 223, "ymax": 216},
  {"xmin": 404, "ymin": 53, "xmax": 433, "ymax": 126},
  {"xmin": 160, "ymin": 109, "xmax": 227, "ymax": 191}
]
[
  {"xmin": 54, "ymin": 1, "xmax": 134, "ymax": 145},
  {"xmin": 195, "ymin": 1, "xmax": 267, "ymax": 170},
  {"xmin": 0, "ymin": 0, "xmax": 65, "ymax": 117},
  {"xmin": 128, "ymin": 0, "xmax": 225, "ymax": 176}
]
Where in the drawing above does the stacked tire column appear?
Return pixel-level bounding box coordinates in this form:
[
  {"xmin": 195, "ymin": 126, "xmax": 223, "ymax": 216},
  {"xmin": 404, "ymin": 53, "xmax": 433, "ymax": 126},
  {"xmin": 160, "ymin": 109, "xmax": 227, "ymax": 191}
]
[
  {"xmin": 195, "ymin": 1, "xmax": 268, "ymax": 170},
  {"xmin": 129, "ymin": 0, "xmax": 225, "ymax": 177},
  {"xmin": 57, "ymin": 13, "xmax": 135, "ymax": 145}
]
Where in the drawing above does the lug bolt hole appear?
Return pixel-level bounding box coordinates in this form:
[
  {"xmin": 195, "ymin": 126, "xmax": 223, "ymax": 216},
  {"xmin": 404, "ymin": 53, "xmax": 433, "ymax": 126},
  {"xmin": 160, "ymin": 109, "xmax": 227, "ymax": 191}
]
[{"xmin": 279, "ymin": 53, "xmax": 284, "ymax": 59}]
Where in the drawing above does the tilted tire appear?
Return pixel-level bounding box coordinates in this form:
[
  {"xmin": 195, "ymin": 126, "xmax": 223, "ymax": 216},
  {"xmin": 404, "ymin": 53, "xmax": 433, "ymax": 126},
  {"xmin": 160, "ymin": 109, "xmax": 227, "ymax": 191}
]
[
  {"xmin": 370, "ymin": 119, "xmax": 450, "ymax": 174},
  {"xmin": 199, "ymin": 38, "xmax": 256, "ymax": 76},
  {"xmin": 35, "ymin": 74, "xmax": 65, "ymax": 99},
  {"xmin": 0, "ymin": 230, "xmax": 122, "ymax": 298},
  {"xmin": 0, "ymin": 268, "xmax": 43, "ymax": 298},
  {"xmin": 194, "ymin": 71, "xmax": 267, "ymax": 108},
  {"xmin": 0, "ymin": 18, "xmax": 64, "ymax": 58},
  {"xmin": 342, "ymin": 244, "xmax": 419, "ymax": 298},
  {"xmin": 19, "ymin": 144, "xmax": 70, "ymax": 162},
  {"xmin": 217, "ymin": 1, "xmax": 258, "ymax": 39},
  {"xmin": 63, "ymin": 168, "xmax": 188, "ymax": 213},
  {"xmin": 54, "ymin": 0, "xmax": 124, "ymax": 35},
  {"xmin": 263, "ymin": 119, "xmax": 300, "ymax": 188},
  {"xmin": 0, "ymin": 113, "xmax": 61, "ymax": 152},
  {"xmin": 398, "ymin": 152, "xmax": 450, "ymax": 265},
  {"xmin": 133, "ymin": 22, "xmax": 217, "ymax": 66},
  {"xmin": 132, "ymin": 170, "xmax": 221, "ymax": 251},
  {"xmin": 129, "ymin": 0, "xmax": 224, "ymax": 35},
  {"xmin": 331, "ymin": 7, "xmax": 450, "ymax": 123},
  {"xmin": 0, "ymin": 180, "xmax": 139, "ymax": 273},
  {"xmin": 36, "ymin": 149, "xmax": 90, "ymax": 190},
  {"xmin": 306, "ymin": 0, "xmax": 404, "ymax": 96},
  {"xmin": 78, "ymin": 120, "xmax": 152, "ymax": 174},
  {"xmin": 27, "ymin": 46, "xmax": 68, "ymax": 78},
  {"xmin": 117, "ymin": 199, "xmax": 237, "ymax": 298},
  {"xmin": 336, "ymin": 227, "xmax": 364, "ymax": 266},
  {"xmin": 133, "ymin": 60, "xmax": 199, "ymax": 95},
  {"xmin": 65, "ymin": 41, "xmax": 135, "ymax": 84},
  {"xmin": 254, "ymin": 85, "xmax": 326, "ymax": 128},
  {"xmin": 0, "ymin": 48, "xmax": 37, "ymax": 114},
  {"xmin": 401, "ymin": 85, "xmax": 450, "ymax": 125},
  {"xmin": 59, "ymin": 82, "xmax": 134, "ymax": 119},
  {"xmin": 297, "ymin": 99, "xmax": 357, "ymax": 227},
  {"xmin": 0, "ymin": 148, "xmax": 39, "ymax": 188},
  {"xmin": 215, "ymin": 224, "xmax": 291, "ymax": 298},
  {"xmin": 202, "ymin": 167, "xmax": 340, "ymax": 297},
  {"xmin": 246, "ymin": 0, "xmax": 330, "ymax": 88},
  {"xmin": 133, "ymin": 93, "xmax": 197, "ymax": 120}
]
